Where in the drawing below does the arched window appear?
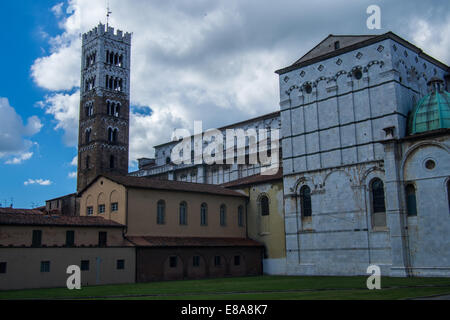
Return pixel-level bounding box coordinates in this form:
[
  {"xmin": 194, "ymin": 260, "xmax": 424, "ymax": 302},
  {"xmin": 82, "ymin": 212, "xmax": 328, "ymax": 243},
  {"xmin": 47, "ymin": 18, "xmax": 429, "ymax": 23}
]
[
  {"xmin": 107, "ymin": 101, "xmax": 111, "ymax": 115},
  {"xmin": 220, "ymin": 204, "xmax": 227, "ymax": 226},
  {"xmin": 200, "ymin": 203, "xmax": 208, "ymax": 226},
  {"xmin": 238, "ymin": 205, "xmax": 244, "ymax": 227},
  {"xmin": 179, "ymin": 202, "xmax": 187, "ymax": 225},
  {"xmin": 109, "ymin": 155, "xmax": 115, "ymax": 169},
  {"xmin": 108, "ymin": 128, "xmax": 113, "ymax": 142},
  {"xmin": 371, "ymin": 178, "xmax": 387, "ymax": 228},
  {"xmin": 157, "ymin": 200, "xmax": 165, "ymax": 225},
  {"xmin": 300, "ymin": 186, "xmax": 312, "ymax": 217},
  {"xmin": 115, "ymin": 103, "xmax": 120, "ymax": 117},
  {"xmin": 405, "ymin": 184, "xmax": 417, "ymax": 216},
  {"xmin": 371, "ymin": 179, "xmax": 386, "ymax": 213},
  {"xmin": 260, "ymin": 195, "xmax": 269, "ymax": 216},
  {"xmin": 85, "ymin": 155, "xmax": 90, "ymax": 169},
  {"xmin": 85, "ymin": 129, "xmax": 91, "ymax": 144},
  {"xmin": 113, "ymin": 129, "xmax": 118, "ymax": 143}
]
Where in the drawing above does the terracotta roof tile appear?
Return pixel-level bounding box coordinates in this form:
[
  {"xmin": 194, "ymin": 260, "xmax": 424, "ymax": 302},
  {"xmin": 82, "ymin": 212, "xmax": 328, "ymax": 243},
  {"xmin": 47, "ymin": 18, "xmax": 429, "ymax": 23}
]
[
  {"xmin": 126, "ymin": 236, "xmax": 264, "ymax": 247},
  {"xmin": 88, "ymin": 174, "xmax": 248, "ymax": 198},
  {"xmin": 221, "ymin": 169, "xmax": 283, "ymax": 188},
  {"xmin": 0, "ymin": 208, "xmax": 44, "ymax": 215},
  {"xmin": 0, "ymin": 212, "xmax": 125, "ymax": 228}
]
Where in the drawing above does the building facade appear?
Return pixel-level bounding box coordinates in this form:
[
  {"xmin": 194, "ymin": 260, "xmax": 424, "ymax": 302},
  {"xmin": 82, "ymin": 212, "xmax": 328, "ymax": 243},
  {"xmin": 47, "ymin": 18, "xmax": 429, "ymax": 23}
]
[
  {"xmin": 0, "ymin": 212, "xmax": 135, "ymax": 290},
  {"xmin": 276, "ymin": 33, "xmax": 450, "ymax": 277}
]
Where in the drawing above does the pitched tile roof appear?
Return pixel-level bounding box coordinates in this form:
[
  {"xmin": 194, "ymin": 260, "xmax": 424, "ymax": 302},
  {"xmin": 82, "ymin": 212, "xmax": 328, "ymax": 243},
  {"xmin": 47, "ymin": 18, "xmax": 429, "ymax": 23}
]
[
  {"xmin": 276, "ymin": 32, "xmax": 449, "ymax": 75},
  {"xmin": 126, "ymin": 236, "xmax": 264, "ymax": 247},
  {"xmin": 0, "ymin": 208, "xmax": 44, "ymax": 215},
  {"xmin": 221, "ymin": 169, "xmax": 283, "ymax": 188},
  {"xmin": 83, "ymin": 174, "xmax": 248, "ymax": 198},
  {"xmin": 0, "ymin": 212, "xmax": 125, "ymax": 228}
]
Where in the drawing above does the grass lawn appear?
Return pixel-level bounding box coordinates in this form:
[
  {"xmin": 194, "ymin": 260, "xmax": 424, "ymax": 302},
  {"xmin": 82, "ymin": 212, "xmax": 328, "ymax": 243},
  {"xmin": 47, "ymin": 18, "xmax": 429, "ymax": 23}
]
[{"xmin": 1, "ymin": 275, "xmax": 450, "ymax": 300}]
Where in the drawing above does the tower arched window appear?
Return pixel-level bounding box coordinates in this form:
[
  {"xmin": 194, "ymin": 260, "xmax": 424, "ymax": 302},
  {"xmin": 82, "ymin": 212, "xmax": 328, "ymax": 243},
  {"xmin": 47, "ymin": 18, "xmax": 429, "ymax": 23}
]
[
  {"xmin": 220, "ymin": 204, "xmax": 227, "ymax": 226},
  {"xmin": 115, "ymin": 103, "xmax": 120, "ymax": 117},
  {"xmin": 108, "ymin": 128, "xmax": 118, "ymax": 143},
  {"xmin": 179, "ymin": 201, "xmax": 187, "ymax": 225},
  {"xmin": 200, "ymin": 203, "xmax": 208, "ymax": 226},
  {"xmin": 85, "ymin": 155, "xmax": 90, "ymax": 170},
  {"xmin": 300, "ymin": 185, "xmax": 312, "ymax": 218},
  {"xmin": 371, "ymin": 178, "xmax": 387, "ymax": 228},
  {"xmin": 85, "ymin": 129, "xmax": 91, "ymax": 144},
  {"xmin": 260, "ymin": 195, "xmax": 270, "ymax": 216},
  {"xmin": 157, "ymin": 200, "xmax": 165, "ymax": 225},
  {"xmin": 109, "ymin": 155, "xmax": 115, "ymax": 169},
  {"xmin": 405, "ymin": 184, "xmax": 417, "ymax": 216}
]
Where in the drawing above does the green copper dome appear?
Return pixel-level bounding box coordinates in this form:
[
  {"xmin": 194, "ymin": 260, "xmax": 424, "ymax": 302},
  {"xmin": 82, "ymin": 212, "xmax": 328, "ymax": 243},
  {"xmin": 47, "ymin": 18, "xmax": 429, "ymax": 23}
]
[{"xmin": 408, "ymin": 78, "xmax": 450, "ymax": 135}]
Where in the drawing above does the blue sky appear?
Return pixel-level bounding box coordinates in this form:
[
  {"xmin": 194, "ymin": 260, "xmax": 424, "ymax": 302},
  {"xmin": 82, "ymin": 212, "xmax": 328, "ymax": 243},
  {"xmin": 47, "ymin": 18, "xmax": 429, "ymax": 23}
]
[
  {"xmin": 0, "ymin": 1, "xmax": 76, "ymax": 208},
  {"xmin": 0, "ymin": 0, "xmax": 448, "ymax": 209}
]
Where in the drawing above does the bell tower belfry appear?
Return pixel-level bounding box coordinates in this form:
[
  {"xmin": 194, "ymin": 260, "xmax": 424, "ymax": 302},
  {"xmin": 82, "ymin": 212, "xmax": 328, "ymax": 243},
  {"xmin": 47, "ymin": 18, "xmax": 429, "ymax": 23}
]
[{"xmin": 77, "ymin": 23, "xmax": 132, "ymax": 192}]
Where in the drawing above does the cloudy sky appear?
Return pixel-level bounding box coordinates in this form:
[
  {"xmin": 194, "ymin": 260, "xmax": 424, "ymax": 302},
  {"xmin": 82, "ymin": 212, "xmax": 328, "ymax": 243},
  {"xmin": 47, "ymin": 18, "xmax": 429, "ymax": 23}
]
[{"xmin": 0, "ymin": 0, "xmax": 448, "ymax": 208}]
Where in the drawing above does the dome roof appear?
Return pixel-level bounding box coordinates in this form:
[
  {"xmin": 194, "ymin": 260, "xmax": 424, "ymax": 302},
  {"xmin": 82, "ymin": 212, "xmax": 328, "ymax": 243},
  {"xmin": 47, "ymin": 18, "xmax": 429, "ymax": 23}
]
[{"xmin": 408, "ymin": 78, "xmax": 450, "ymax": 135}]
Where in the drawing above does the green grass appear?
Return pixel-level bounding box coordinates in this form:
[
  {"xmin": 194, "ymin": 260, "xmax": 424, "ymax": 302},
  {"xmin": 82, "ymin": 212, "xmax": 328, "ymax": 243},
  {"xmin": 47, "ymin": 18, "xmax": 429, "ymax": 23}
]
[{"xmin": 1, "ymin": 275, "xmax": 450, "ymax": 300}]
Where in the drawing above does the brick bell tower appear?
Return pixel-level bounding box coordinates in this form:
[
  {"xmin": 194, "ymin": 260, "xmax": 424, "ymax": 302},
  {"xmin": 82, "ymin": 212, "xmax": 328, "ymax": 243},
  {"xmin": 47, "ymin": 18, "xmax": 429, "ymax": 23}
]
[{"xmin": 77, "ymin": 23, "xmax": 132, "ymax": 192}]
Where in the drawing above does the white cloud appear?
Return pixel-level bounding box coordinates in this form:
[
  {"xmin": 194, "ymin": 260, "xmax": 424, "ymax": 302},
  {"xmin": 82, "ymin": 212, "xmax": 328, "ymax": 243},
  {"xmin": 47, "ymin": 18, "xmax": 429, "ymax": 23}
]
[
  {"xmin": 0, "ymin": 97, "xmax": 42, "ymax": 162},
  {"xmin": 51, "ymin": 3, "xmax": 65, "ymax": 18},
  {"xmin": 24, "ymin": 179, "xmax": 53, "ymax": 186},
  {"xmin": 409, "ymin": 15, "xmax": 450, "ymax": 64},
  {"xmin": 38, "ymin": 91, "xmax": 80, "ymax": 147},
  {"xmin": 68, "ymin": 171, "xmax": 77, "ymax": 179},
  {"xmin": 31, "ymin": 0, "xmax": 450, "ymax": 165},
  {"xmin": 5, "ymin": 152, "xmax": 34, "ymax": 165},
  {"xmin": 70, "ymin": 156, "xmax": 78, "ymax": 166}
]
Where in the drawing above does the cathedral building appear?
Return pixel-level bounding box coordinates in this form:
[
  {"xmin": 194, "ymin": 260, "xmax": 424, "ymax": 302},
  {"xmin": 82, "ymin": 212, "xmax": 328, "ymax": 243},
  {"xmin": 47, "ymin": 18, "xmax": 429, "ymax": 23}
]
[{"xmin": 276, "ymin": 33, "xmax": 450, "ymax": 277}]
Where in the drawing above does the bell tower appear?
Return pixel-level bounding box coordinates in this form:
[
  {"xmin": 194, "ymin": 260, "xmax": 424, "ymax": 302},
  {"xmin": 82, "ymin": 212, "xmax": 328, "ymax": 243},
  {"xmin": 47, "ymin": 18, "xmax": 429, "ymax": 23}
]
[{"xmin": 77, "ymin": 23, "xmax": 132, "ymax": 192}]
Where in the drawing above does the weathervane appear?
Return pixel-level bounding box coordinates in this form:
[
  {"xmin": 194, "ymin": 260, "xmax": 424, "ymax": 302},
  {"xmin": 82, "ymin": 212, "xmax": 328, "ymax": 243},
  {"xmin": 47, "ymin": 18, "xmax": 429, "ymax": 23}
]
[{"xmin": 106, "ymin": 1, "xmax": 112, "ymax": 28}]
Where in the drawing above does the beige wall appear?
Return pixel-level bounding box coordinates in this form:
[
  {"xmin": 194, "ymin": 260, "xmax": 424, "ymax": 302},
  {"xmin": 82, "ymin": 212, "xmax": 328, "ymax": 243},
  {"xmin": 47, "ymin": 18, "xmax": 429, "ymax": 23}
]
[
  {"xmin": 0, "ymin": 247, "xmax": 135, "ymax": 291},
  {"xmin": 80, "ymin": 176, "xmax": 248, "ymax": 238},
  {"xmin": 79, "ymin": 178, "xmax": 127, "ymax": 225},
  {"xmin": 0, "ymin": 225, "xmax": 126, "ymax": 247},
  {"xmin": 238, "ymin": 181, "xmax": 286, "ymax": 260},
  {"xmin": 127, "ymin": 188, "xmax": 247, "ymax": 237}
]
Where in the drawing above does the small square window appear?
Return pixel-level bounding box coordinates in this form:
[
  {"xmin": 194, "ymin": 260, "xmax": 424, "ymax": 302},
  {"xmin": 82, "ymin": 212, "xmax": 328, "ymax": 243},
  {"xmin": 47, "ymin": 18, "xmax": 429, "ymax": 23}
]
[
  {"xmin": 111, "ymin": 203, "xmax": 119, "ymax": 212},
  {"xmin": 0, "ymin": 262, "xmax": 6, "ymax": 274},
  {"xmin": 87, "ymin": 206, "xmax": 93, "ymax": 216},
  {"xmin": 169, "ymin": 256, "xmax": 177, "ymax": 268},
  {"xmin": 193, "ymin": 256, "xmax": 200, "ymax": 267},
  {"xmin": 40, "ymin": 261, "xmax": 50, "ymax": 273},
  {"xmin": 32, "ymin": 230, "xmax": 42, "ymax": 247},
  {"xmin": 214, "ymin": 256, "xmax": 221, "ymax": 266},
  {"xmin": 98, "ymin": 232, "xmax": 107, "ymax": 247},
  {"xmin": 66, "ymin": 231, "xmax": 75, "ymax": 247},
  {"xmin": 98, "ymin": 204, "xmax": 105, "ymax": 214},
  {"xmin": 334, "ymin": 41, "xmax": 340, "ymax": 50},
  {"xmin": 117, "ymin": 259, "xmax": 125, "ymax": 270},
  {"xmin": 234, "ymin": 256, "xmax": 241, "ymax": 266},
  {"xmin": 81, "ymin": 260, "xmax": 90, "ymax": 271}
]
